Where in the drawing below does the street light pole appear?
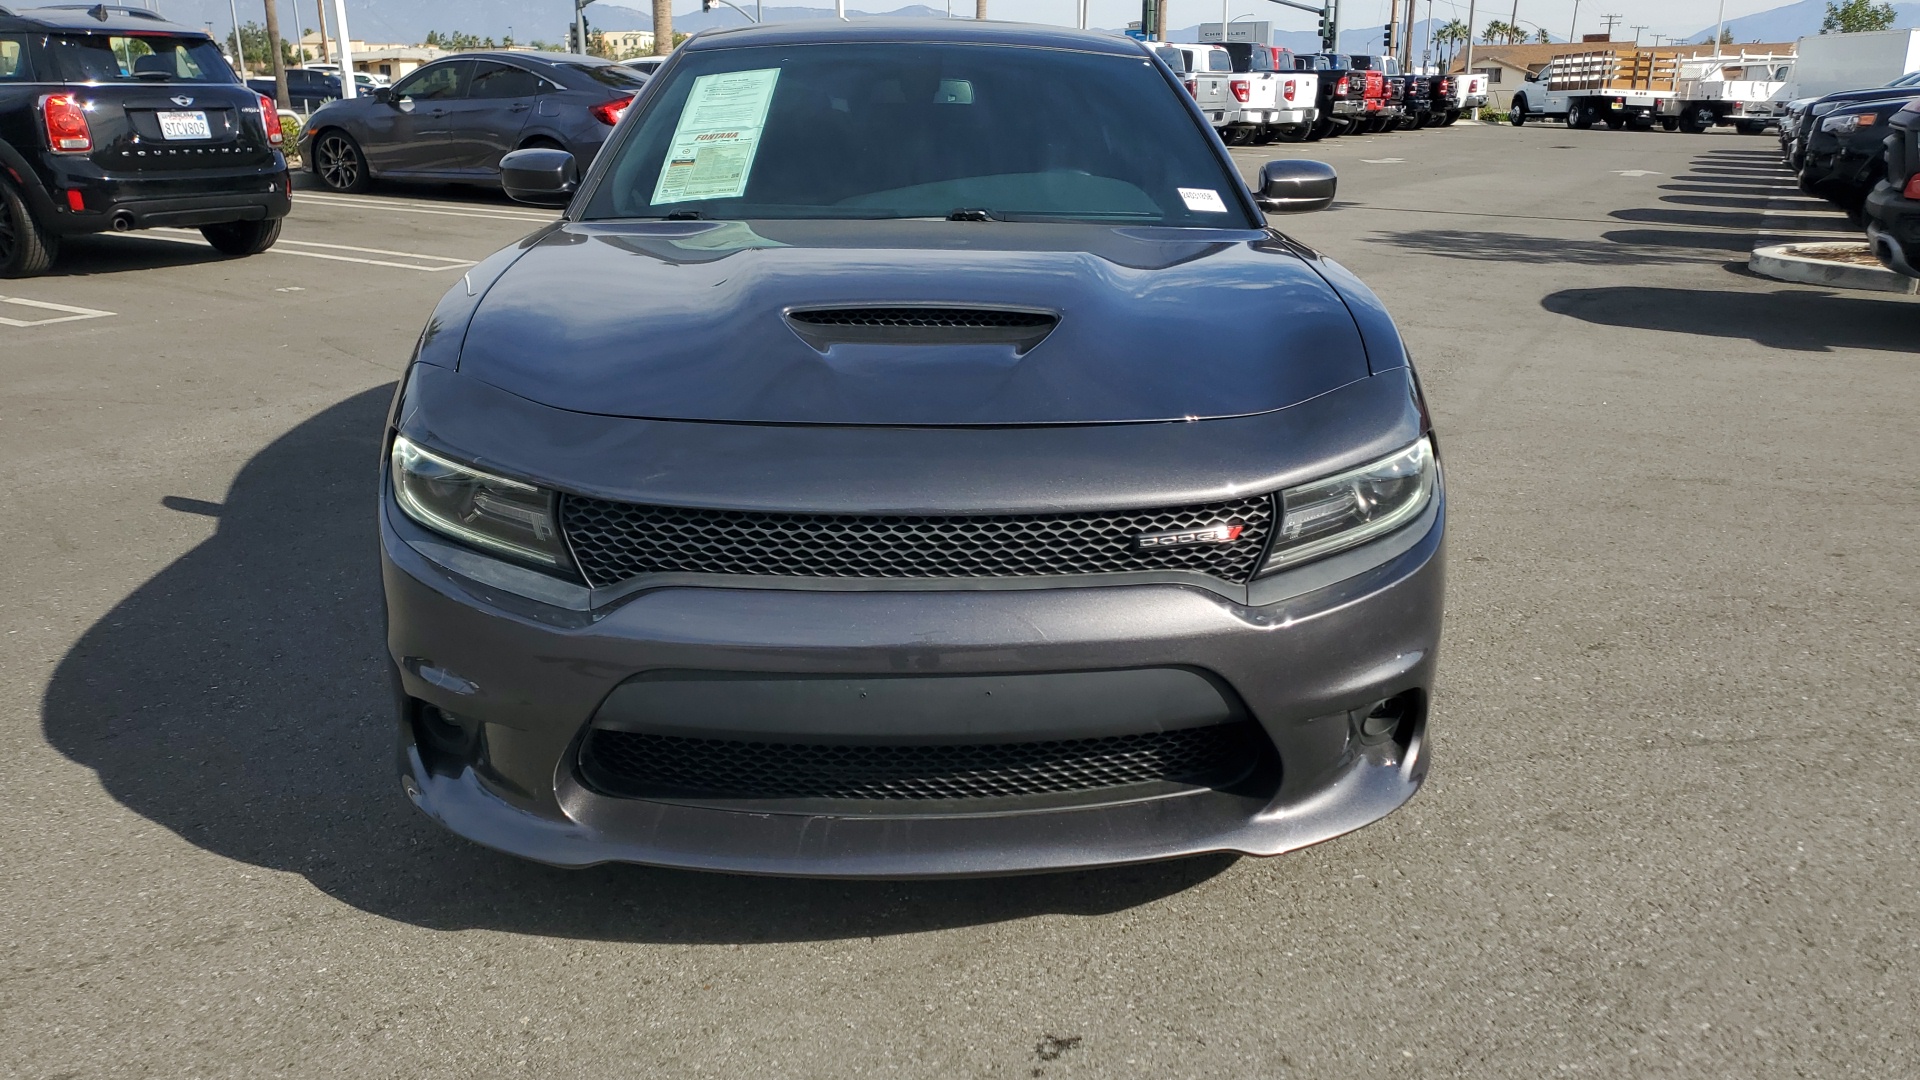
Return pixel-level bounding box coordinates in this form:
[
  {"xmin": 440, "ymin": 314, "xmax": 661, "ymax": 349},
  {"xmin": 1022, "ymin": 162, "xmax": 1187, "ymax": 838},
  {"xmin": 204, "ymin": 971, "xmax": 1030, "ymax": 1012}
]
[
  {"xmin": 1711, "ymin": 0, "xmax": 1726, "ymax": 49},
  {"xmin": 1462, "ymin": 0, "xmax": 1476, "ymax": 115},
  {"xmin": 226, "ymin": 0, "xmax": 246, "ymax": 74},
  {"xmin": 329, "ymin": 0, "xmax": 352, "ymax": 97},
  {"xmin": 1567, "ymin": 0, "xmax": 1579, "ymax": 46}
]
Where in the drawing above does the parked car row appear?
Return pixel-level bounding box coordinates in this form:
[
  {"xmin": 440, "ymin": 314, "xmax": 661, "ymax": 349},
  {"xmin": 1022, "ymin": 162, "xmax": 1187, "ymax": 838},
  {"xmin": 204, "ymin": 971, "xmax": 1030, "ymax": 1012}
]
[
  {"xmin": 1153, "ymin": 42, "xmax": 1486, "ymax": 144},
  {"xmin": 1864, "ymin": 100, "xmax": 1920, "ymax": 277},
  {"xmin": 1777, "ymin": 72, "xmax": 1920, "ymax": 223}
]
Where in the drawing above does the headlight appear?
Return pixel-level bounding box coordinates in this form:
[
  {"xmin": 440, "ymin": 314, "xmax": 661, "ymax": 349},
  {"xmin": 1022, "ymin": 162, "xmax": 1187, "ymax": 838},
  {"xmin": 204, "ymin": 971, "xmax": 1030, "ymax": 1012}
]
[
  {"xmin": 390, "ymin": 435, "xmax": 570, "ymax": 568},
  {"xmin": 1811, "ymin": 100, "xmax": 1841, "ymax": 118},
  {"xmin": 1258, "ymin": 436, "xmax": 1435, "ymax": 576},
  {"xmin": 1820, "ymin": 112, "xmax": 1877, "ymax": 134}
]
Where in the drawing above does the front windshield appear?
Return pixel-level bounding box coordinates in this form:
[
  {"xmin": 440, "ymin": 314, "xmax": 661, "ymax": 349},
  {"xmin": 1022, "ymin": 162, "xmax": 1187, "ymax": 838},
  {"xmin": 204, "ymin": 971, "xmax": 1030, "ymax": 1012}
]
[{"xmin": 584, "ymin": 42, "xmax": 1257, "ymax": 227}]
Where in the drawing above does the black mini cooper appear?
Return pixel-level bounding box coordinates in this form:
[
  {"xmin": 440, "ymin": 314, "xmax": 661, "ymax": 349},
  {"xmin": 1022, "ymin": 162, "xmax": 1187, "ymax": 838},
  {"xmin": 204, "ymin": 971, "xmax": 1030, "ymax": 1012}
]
[{"xmin": 0, "ymin": 4, "xmax": 291, "ymax": 277}]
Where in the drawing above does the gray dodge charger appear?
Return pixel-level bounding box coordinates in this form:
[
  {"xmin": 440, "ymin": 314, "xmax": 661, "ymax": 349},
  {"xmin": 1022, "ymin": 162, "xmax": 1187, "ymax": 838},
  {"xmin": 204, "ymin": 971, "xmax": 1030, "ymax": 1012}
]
[{"xmin": 380, "ymin": 20, "xmax": 1445, "ymax": 876}]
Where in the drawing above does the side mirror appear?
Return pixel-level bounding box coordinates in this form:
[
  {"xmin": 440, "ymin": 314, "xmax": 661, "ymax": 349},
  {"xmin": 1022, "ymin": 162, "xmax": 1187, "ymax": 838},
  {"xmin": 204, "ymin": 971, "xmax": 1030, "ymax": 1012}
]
[
  {"xmin": 371, "ymin": 86, "xmax": 391, "ymax": 103},
  {"xmin": 1254, "ymin": 159, "xmax": 1336, "ymax": 213},
  {"xmin": 501, "ymin": 147, "xmax": 580, "ymax": 207}
]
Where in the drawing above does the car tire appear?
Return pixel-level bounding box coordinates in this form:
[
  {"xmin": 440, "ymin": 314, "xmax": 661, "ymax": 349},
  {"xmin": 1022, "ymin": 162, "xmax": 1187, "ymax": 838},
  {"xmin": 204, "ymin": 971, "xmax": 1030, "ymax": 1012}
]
[
  {"xmin": 1604, "ymin": 115, "xmax": 1626, "ymax": 130},
  {"xmin": 0, "ymin": 178, "xmax": 58, "ymax": 279},
  {"xmin": 313, "ymin": 130, "xmax": 371, "ymax": 193},
  {"xmin": 1511, "ymin": 100, "xmax": 1527, "ymax": 126},
  {"xmin": 200, "ymin": 217, "xmax": 283, "ymax": 256},
  {"xmin": 1661, "ymin": 118, "xmax": 1679, "ymax": 131},
  {"xmin": 1736, "ymin": 121, "xmax": 1765, "ymax": 136}
]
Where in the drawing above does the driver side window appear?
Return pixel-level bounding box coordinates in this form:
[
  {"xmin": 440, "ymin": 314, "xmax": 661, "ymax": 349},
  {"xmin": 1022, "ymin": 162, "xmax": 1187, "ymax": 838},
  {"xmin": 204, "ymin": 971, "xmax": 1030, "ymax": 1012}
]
[{"xmin": 394, "ymin": 62, "xmax": 466, "ymax": 101}]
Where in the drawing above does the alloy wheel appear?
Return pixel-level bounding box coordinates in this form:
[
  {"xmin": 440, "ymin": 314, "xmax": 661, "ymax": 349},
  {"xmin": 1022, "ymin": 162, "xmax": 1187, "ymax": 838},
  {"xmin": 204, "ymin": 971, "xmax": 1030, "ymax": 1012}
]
[{"xmin": 318, "ymin": 136, "xmax": 360, "ymax": 191}]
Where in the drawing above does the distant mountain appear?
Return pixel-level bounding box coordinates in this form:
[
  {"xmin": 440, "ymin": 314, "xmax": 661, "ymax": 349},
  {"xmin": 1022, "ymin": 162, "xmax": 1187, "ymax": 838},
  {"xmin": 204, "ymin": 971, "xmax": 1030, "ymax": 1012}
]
[{"xmin": 1687, "ymin": 0, "xmax": 1919, "ymax": 43}]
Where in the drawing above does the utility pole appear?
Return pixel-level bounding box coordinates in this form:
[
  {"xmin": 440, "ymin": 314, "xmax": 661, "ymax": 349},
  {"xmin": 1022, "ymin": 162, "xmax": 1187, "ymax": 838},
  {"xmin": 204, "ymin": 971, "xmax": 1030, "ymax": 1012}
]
[
  {"xmin": 1629, "ymin": 23, "xmax": 1645, "ymax": 44},
  {"xmin": 226, "ymin": 0, "xmax": 246, "ymax": 74},
  {"xmin": 262, "ymin": 0, "xmax": 289, "ymax": 109},
  {"xmin": 1599, "ymin": 12, "xmax": 1622, "ymax": 39},
  {"xmin": 313, "ymin": 0, "xmax": 329, "ymax": 63},
  {"xmin": 1567, "ymin": 0, "xmax": 1579, "ymax": 44},
  {"xmin": 1711, "ymin": 0, "xmax": 1726, "ymax": 48},
  {"xmin": 1402, "ymin": 0, "xmax": 1416, "ymax": 66},
  {"xmin": 975, "ymin": 0, "xmax": 987, "ymax": 18},
  {"xmin": 1462, "ymin": 0, "xmax": 1476, "ymax": 113},
  {"xmin": 329, "ymin": 0, "xmax": 352, "ymax": 97},
  {"xmin": 1386, "ymin": 0, "xmax": 1398, "ymax": 56}
]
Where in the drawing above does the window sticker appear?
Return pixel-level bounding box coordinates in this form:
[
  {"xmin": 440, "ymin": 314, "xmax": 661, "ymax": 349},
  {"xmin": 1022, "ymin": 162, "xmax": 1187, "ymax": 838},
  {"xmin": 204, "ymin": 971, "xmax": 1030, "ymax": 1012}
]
[
  {"xmin": 652, "ymin": 67, "xmax": 781, "ymax": 205},
  {"xmin": 1177, "ymin": 187, "xmax": 1228, "ymax": 213}
]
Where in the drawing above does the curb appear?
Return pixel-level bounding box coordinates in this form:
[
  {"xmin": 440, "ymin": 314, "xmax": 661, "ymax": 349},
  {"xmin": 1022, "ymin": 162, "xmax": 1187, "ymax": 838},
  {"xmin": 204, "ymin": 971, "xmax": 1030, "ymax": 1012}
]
[{"xmin": 1749, "ymin": 242, "xmax": 1920, "ymax": 295}]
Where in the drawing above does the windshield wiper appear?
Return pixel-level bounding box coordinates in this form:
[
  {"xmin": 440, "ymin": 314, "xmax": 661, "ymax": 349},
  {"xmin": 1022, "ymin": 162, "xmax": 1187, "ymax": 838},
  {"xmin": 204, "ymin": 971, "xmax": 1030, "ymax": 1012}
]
[
  {"xmin": 662, "ymin": 209, "xmax": 704, "ymax": 220},
  {"xmin": 947, "ymin": 208, "xmax": 1001, "ymax": 222}
]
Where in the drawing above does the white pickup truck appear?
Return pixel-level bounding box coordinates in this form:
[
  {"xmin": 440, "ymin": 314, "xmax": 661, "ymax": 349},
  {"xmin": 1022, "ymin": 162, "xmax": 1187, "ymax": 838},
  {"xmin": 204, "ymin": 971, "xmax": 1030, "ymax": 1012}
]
[
  {"xmin": 1155, "ymin": 44, "xmax": 1235, "ymax": 131},
  {"xmin": 1219, "ymin": 43, "xmax": 1317, "ymax": 143},
  {"xmin": 1452, "ymin": 71, "xmax": 1489, "ymax": 115},
  {"xmin": 1658, "ymin": 54, "xmax": 1795, "ymax": 133}
]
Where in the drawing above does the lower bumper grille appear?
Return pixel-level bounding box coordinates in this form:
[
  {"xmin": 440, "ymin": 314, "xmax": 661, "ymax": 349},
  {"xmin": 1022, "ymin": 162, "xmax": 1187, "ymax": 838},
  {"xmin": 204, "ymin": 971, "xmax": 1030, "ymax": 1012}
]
[{"xmin": 579, "ymin": 722, "xmax": 1268, "ymax": 802}]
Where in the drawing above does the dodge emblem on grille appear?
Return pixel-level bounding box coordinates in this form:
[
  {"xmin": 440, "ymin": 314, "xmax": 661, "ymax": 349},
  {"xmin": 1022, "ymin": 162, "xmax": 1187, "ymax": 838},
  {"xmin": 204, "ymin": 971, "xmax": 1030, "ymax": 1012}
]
[
  {"xmin": 1136, "ymin": 523, "xmax": 1245, "ymax": 549},
  {"xmin": 171, "ymin": 96, "xmax": 194, "ymax": 107}
]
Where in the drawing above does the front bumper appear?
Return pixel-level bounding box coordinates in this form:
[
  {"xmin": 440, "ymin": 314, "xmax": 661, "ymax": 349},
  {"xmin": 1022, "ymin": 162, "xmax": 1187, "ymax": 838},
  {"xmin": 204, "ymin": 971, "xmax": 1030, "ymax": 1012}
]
[
  {"xmin": 382, "ymin": 487, "xmax": 1445, "ymax": 877},
  {"xmin": 1865, "ymin": 184, "xmax": 1920, "ymax": 276}
]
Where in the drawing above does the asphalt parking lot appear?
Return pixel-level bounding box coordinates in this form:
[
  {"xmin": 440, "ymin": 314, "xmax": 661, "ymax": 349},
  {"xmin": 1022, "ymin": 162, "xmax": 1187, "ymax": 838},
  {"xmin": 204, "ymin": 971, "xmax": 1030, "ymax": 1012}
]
[{"xmin": 4, "ymin": 120, "xmax": 1917, "ymax": 1077}]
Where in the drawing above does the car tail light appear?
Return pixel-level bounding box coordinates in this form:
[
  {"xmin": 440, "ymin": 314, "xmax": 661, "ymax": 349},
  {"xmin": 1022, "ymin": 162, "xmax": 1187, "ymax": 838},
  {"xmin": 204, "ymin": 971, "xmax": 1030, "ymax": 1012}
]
[
  {"xmin": 1183, "ymin": 78, "xmax": 1197, "ymax": 98},
  {"xmin": 1283, "ymin": 79, "xmax": 1296, "ymax": 102},
  {"xmin": 65, "ymin": 189, "xmax": 85, "ymax": 211},
  {"xmin": 257, "ymin": 94, "xmax": 284, "ymax": 146},
  {"xmin": 590, "ymin": 95, "xmax": 634, "ymax": 126},
  {"xmin": 41, "ymin": 92, "xmax": 91, "ymax": 153},
  {"xmin": 1231, "ymin": 79, "xmax": 1250, "ymax": 103},
  {"xmin": 1906, "ymin": 173, "xmax": 1920, "ymax": 200},
  {"xmin": 1336, "ymin": 75, "xmax": 1349, "ymax": 96}
]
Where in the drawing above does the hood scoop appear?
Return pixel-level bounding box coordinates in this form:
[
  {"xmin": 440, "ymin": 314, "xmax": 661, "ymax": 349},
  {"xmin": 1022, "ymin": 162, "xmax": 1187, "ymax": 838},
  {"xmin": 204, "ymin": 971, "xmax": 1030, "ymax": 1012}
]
[{"xmin": 785, "ymin": 306, "xmax": 1059, "ymax": 353}]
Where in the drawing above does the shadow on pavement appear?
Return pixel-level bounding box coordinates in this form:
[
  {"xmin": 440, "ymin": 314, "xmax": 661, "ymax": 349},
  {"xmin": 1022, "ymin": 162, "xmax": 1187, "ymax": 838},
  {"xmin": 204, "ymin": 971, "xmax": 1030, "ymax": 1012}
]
[
  {"xmin": 289, "ymin": 169, "xmax": 526, "ymax": 207},
  {"xmin": 1542, "ymin": 285, "xmax": 1920, "ymax": 351},
  {"xmin": 39, "ymin": 388, "xmax": 1234, "ymax": 943},
  {"xmin": 45, "ymin": 233, "xmax": 233, "ymax": 277},
  {"xmin": 1367, "ymin": 227, "xmax": 1728, "ymax": 265}
]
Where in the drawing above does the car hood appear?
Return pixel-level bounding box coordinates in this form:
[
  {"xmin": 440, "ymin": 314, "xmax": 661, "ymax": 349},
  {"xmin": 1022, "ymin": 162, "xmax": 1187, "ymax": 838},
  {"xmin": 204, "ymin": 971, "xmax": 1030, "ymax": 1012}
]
[{"xmin": 454, "ymin": 219, "xmax": 1372, "ymax": 426}]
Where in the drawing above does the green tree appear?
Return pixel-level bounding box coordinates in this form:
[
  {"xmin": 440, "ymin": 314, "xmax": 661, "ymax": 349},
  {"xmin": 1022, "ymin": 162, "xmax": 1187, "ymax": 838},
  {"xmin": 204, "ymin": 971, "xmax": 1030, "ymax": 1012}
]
[
  {"xmin": 1535, "ymin": 28, "xmax": 1552, "ymax": 43},
  {"xmin": 1821, "ymin": 0, "xmax": 1897, "ymax": 32}
]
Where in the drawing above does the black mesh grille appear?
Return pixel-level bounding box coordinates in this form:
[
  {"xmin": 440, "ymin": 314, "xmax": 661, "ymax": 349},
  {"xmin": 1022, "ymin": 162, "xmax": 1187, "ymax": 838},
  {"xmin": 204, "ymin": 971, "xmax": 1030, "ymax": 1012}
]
[
  {"xmin": 560, "ymin": 494, "xmax": 1274, "ymax": 586},
  {"xmin": 579, "ymin": 722, "xmax": 1266, "ymax": 801},
  {"xmin": 787, "ymin": 307, "xmax": 1056, "ymax": 329}
]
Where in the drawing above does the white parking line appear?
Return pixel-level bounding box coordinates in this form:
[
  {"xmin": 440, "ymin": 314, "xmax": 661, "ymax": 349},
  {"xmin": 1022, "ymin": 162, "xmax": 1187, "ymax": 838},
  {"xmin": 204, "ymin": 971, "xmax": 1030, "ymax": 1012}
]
[
  {"xmin": 146, "ymin": 228, "xmax": 477, "ymax": 272},
  {"xmin": 296, "ymin": 191, "xmax": 556, "ymax": 224},
  {"xmin": 0, "ymin": 294, "xmax": 115, "ymax": 327}
]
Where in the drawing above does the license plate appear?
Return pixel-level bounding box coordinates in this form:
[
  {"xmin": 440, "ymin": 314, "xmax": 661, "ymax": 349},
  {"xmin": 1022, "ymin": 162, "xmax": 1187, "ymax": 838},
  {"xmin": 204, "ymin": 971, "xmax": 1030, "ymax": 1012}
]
[
  {"xmin": 1610, "ymin": 101, "xmax": 1624, "ymax": 110},
  {"xmin": 157, "ymin": 111, "xmax": 211, "ymax": 140}
]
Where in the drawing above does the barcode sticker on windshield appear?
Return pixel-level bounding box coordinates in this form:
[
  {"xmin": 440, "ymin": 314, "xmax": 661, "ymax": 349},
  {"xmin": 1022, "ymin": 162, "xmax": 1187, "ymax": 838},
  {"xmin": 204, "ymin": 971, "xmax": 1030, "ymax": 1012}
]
[
  {"xmin": 653, "ymin": 68, "xmax": 781, "ymax": 205},
  {"xmin": 1178, "ymin": 188, "xmax": 1228, "ymax": 213}
]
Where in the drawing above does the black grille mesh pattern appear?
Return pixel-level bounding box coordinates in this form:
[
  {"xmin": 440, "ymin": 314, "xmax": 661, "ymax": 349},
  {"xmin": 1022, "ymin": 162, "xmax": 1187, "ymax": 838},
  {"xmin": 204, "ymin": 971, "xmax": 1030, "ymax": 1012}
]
[
  {"xmin": 579, "ymin": 723, "xmax": 1265, "ymax": 801},
  {"xmin": 787, "ymin": 307, "xmax": 1056, "ymax": 329},
  {"xmin": 561, "ymin": 495, "xmax": 1274, "ymax": 586}
]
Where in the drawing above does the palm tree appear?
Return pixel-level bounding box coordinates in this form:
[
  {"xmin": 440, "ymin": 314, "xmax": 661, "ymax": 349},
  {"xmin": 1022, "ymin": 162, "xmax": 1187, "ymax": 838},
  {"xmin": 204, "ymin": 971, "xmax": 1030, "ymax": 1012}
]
[
  {"xmin": 1481, "ymin": 19, "xmax": 1511, "ymax": 43},
  {"xmin": 1436, "ymin": 18, "xmax": 1468, "ymax": 64}
]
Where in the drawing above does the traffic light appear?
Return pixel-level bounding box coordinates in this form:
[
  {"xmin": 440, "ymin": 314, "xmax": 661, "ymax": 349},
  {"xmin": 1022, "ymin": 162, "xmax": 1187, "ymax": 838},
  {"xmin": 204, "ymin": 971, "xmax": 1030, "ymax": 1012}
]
[
  {"xmin": 565, "ymin": 23, "xmax": 578, "ymax": 51},
  {"xmin": 1383, "ymin": 23, "xmax": 1394, "ymax": 51},
  {"xmin": 702, "ymin": 0, "xmax": 713, "ymax": 9}
]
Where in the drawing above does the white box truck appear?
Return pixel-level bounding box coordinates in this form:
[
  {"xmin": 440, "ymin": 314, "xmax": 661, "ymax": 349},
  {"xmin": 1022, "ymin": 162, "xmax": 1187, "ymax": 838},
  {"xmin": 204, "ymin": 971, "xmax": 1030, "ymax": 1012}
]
[{"xmin": 1782, "ymin": 29, "xmax": 1920, "ymax": 102}]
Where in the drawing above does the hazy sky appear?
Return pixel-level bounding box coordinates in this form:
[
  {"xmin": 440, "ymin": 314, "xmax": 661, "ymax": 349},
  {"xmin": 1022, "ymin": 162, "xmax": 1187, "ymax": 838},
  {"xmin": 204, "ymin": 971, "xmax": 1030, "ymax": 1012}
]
[{"xmin": 973, "ymin": 0, "xmax": 1790, "ymax": 44}]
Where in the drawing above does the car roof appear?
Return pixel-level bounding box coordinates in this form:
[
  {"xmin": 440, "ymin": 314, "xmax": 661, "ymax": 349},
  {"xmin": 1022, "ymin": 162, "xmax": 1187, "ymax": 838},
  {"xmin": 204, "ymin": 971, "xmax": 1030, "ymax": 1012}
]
[
  {"xmin": 0, "ymin": 3, "xmax": 208, "ymax": 34},
  {"xmin": 455, "ymin": 50, "xmax": 618, "ymax": 66},
  {"xmin": 682, "ymin": 18, "xmax": 1145, "ymax": 57}
]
